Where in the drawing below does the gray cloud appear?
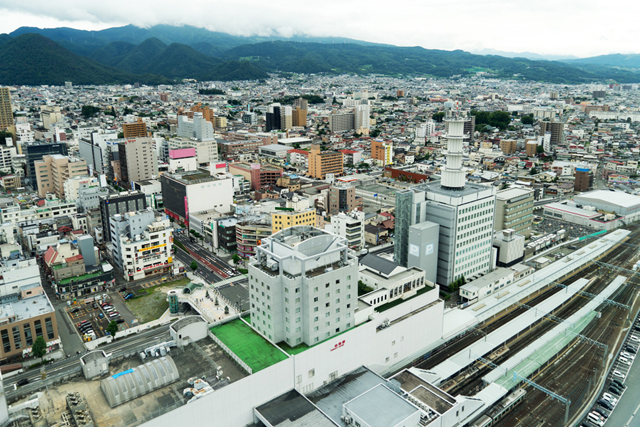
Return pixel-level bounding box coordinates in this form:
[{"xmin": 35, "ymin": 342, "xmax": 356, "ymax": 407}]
[{"xmin": 1, "ymin": 0, "xmax": 639, "ymax": 57}]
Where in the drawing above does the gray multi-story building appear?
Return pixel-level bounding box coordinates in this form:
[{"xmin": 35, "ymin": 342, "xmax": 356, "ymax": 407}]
[
  {"xmin": 99, "ymin": 191, "xmax": 147, "ymax": 243},
  {"xmin": 329, "ymin": 113, "xmax": 355, "ymax": 133},
  {"xmin": 495, "ymin": 188, "xmax": 534, "ymax": 237},
  {"xmin": 248, "ymin": 226, "xmax": 358, "ymax": 348},
  {"xmin": 395, "ymin": 111, "xmax": 496, "ymax": 286}
]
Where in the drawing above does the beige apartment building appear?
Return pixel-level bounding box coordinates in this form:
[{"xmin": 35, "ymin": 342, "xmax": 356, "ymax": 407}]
[
  {"xmin": 118, "ymin": 137, "xmax": 158, "ymax": 185},
  {"xmin": 495, "ymin": 188, "xmax": 534, "ymax": 236},
  {"xmin": 308, "ymin": 145, "xmax": 343, "ymax": 179},
  {"xmin": 35, "ymin": 155, "xmax": 88, "ymax": 198}
]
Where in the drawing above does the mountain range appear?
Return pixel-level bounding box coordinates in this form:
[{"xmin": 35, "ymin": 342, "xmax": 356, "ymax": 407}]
[{"xmin": 1, "ymin": 24, "xmax": 640, "ymax": 85}]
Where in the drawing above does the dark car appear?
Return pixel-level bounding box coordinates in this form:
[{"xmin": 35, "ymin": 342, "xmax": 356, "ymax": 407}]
[
  {"xmin": 598, "ymin": 399, "xmax": 613, "ymax": 410},
  {"xmin": 16, "ymin": 378, "xmax": 29, "ymax": 387},
  {"xmin": 612, "ymin": 379, "xmax": 625, "ymax": 388},
  {"xmin": 626, "ymin": 346, "xmax": 637, "ymax": 354},
  {"xmin": 116, "ymin": 318, "xmax": 125, "ymax": 324},
  {"xmin": 609, "ymin": 386, "xmax": 621, "ymax": 396},
  {"xmin": 593, "ymin": 408, "xmax": 609, "ymax": 418},
  {"xmin": 119, "ymin": 287, "xmax": 127, "ymax": 292},
  {"xmin": 70, "ymin": 307, "xmax": 80, "ymax": 313}
]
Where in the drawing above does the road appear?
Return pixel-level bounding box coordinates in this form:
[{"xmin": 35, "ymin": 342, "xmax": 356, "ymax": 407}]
[
  {"xmin": 3, "ymin": 324, "xmax": 170, "ymax": 396},
  {"xmin": 174, "ymin": 233, "xmax": 239, "ymax": 283}
]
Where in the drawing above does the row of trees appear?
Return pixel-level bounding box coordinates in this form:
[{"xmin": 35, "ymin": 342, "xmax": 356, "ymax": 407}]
[{"xmin": 448, "ymin": 275, "xmax": 466, "ymax": 293}]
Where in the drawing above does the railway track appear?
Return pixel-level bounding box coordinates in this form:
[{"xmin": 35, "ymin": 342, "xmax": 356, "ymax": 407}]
[{"xmin": 491, "ymin": 225, "xmax": 640, "ymax": 426}]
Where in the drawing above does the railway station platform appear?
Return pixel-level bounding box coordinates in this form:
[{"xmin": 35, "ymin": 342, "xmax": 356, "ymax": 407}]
[{"xmin": 427, "ymin": 278, "xmax": 591, "ymax": 385}]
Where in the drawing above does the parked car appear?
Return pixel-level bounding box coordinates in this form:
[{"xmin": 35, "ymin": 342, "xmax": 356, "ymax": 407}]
[
  {"xmin": 124, "ymin": 294, "xmax": 135, "ymax": 300},
  {"xmin": 612, "ymin": 370, "xmax": 626, "ymax": 380},
  {"xmin": 98, "ymin": 313, "xmax": 104, "ymax": 319},
  {"xmin": 116, "ymin": 318, "xmax": 125, "ymax": 324},
  {"xmin": 611, "ymin": 378, "xmax": 624, "ymax": 389},
  {"xmin": 16, "ymin": 378, "xmax": 28, "ymax": 387},
  {"xmin": 70, "ymin": 307, "xmax": 80, "ymax": 313}
]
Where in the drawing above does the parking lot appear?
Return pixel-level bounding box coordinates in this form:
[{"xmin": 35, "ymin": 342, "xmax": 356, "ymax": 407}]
[
  {"xmin": 581, "ymin": 318, "xmax": 639, "ymax": 426},
  {"xmin": 65, "ymin": 294, "xmax": 134, "ymax": 342},
  {"xmin": 533, "ymin": 211, "xmax": 596, "ymax": 240}
]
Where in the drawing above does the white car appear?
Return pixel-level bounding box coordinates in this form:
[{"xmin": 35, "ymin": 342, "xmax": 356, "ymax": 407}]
[
  {"xmin": 621, "ymin": 351, "xmax": 634, "ymax": 359},
  {"xmin": 587, "ymin": 414, "xmax": 604, "ymax": 427},
  {"xmin": 613, "ymin": 370, "xmax": 626, "ymax": 379},
  {"xmin": 629, "ymin": 336, "xmax": 640, "ymax": 343}
]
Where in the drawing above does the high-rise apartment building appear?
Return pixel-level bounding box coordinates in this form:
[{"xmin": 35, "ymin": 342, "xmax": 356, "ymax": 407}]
[
  {"xmin": 293, "ymin": 98, "xmax": 308, "ymax": 110},
  {"xmin": 248, "ymin": 226, "xmax": 358, "ymax": 347},
  {"xmin": 123, "ymin": 118, "xmax": 148, "ymax": 138},
  {"xmin": 35, "ymin": 155, "xmax": 88, "ymax": 199},
  {"xmin": 395, "ymin": 109, "xmax": 496, "ymax": 285},
  {"xmin": 371, "ymin": 139, "xmax": 393, "ymax": 166},
  {"xmin": 355, "ymin": 103, "xmax": 371, "ymax": 133},
  {"xmin": 292, "ymin": 108, "xmax": 307, "ymax": 127},
  {"xmin": 0, "ymin": 88, "xmax": 14, "ymax": 131},
  {"xmin": 329, "ymin": 113, "xmax": 355, "ymax": 133},
  {"xmin": 495, "ymin": 188, "xmax": 534, "ymax": 237},
  {"xmin": 308, "ymin": 145, "xmax": 343, "ymax": 179},
  {"xmin": 118, "ymin": 137, "xmax": 158, "ymax": 185},
  {"xmin": 539, "ymin": 121, "xmax": 564, "ymax": 146},
  {"xmin": 99, "ymin": 191, "xmax": 147, "ymax": 243},
  {"xmin": 280, "ymin": 106, "xmax": 292, "ymax": 130},
  {"xmin": 266, "ymin": 104, "xmax": 282, "ymax": 132}
]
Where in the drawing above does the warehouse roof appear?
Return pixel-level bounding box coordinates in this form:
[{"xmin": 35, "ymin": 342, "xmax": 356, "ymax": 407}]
[{"xmin": 574, "ymin": 190, "xmax": 640, "ymax": 209}]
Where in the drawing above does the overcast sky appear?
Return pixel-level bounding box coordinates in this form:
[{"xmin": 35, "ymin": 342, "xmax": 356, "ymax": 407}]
[{"xmin": 0, "ymin": 0, "xmax": 638, "ymax": 58}]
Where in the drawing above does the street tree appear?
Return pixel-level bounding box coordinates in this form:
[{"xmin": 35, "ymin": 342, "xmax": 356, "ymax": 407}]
[
  {"xmin": 106, "ymin": 321, "xmax": 118, "ymax": 338},
  {"xmin": 32, "ymin": 336, "xmax": 47, "ymax": 361}
]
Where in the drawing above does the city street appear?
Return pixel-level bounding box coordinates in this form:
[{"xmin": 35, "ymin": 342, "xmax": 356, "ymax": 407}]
[{"xmin": 173, "ymin": 233, "xmax": 239, "ymax": 283}]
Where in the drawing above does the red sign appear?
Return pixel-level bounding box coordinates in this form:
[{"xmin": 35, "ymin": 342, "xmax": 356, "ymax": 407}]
[{"xmin": 330, "ymin": 340, "xmax": 345, "ymax": 352}]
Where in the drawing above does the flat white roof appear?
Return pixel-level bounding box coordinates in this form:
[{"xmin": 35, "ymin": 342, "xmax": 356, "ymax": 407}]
[
  {"xmin": 496, "ymin": 187, "xmax": 533, "ymax": 200},
  {"xmin": 544, "ymin": 202, "xmax": 601, "ymax": 218},
  {"xmin": 574, "ymin": 190, "xmax": 640, "ymax": 209}
]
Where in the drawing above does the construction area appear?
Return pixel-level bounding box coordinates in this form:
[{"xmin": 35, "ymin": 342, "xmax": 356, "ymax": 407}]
[
  {"xmin": 10, "ymin": 336, "xmax": 248, "ymax": 427},
  {"xmin": 406, "ymin": 225, "xmax": 640, "ymax": 427}
]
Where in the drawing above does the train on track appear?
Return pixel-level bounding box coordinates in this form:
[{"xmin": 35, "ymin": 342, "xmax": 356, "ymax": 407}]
[{"xmin": 470, "ymin": 388, "xmax": 526, "ymax": 427}]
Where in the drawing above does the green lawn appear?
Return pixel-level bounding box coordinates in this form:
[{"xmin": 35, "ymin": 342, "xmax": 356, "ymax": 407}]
[
  {"xmin": 277, "ymin": 341, "xmax": 310, "ymax": 355},
  {"xmin": 211, "ymin": 320, "xmax": 288, "ymax": 372},
  {"xmin": 125, "ymin": 278, "xmax": 190, "ymax": 323}
]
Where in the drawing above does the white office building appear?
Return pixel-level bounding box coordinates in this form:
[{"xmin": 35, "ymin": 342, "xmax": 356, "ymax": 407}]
[
  {"xmin": 330, "ymin": 210, "xmax": 365, "ymax": 251},
  {"xmin": 109, "ymin": 209, "xmax": 173, "ymax": 281},
  {"xmin": 249, "ymin": 226, "xmax": 359, "ymax": 347},
  {"xmin": 177, "ymin": 113, "xmax": 215, "ymax": 141}
]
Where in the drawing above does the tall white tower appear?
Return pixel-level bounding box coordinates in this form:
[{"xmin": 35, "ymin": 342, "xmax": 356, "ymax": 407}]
[{"xmin": 441, "ymin": 105, "xmax": 467, "ymax": 190}]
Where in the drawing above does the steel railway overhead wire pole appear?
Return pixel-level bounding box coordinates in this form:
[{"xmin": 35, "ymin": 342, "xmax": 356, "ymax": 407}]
[{"xmin": 513, "ymin": 371, "xmax": 571, "ymax": 426}]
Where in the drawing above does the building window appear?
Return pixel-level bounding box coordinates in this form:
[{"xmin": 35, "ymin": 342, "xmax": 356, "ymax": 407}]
[
  {"xmin": 24, "ymin": 324, "xmax": 33, "ymax": 346},
  {"xmin": 1, "ymin": 329, "xmax": 10, "ymax": 353},
  {"xmin": 45, "ymin": 318, "xmax": 54, "ymax": 340},
  {"xmin": 12, "ymin": 326, "xmax": 21, "ymax": 350}
]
